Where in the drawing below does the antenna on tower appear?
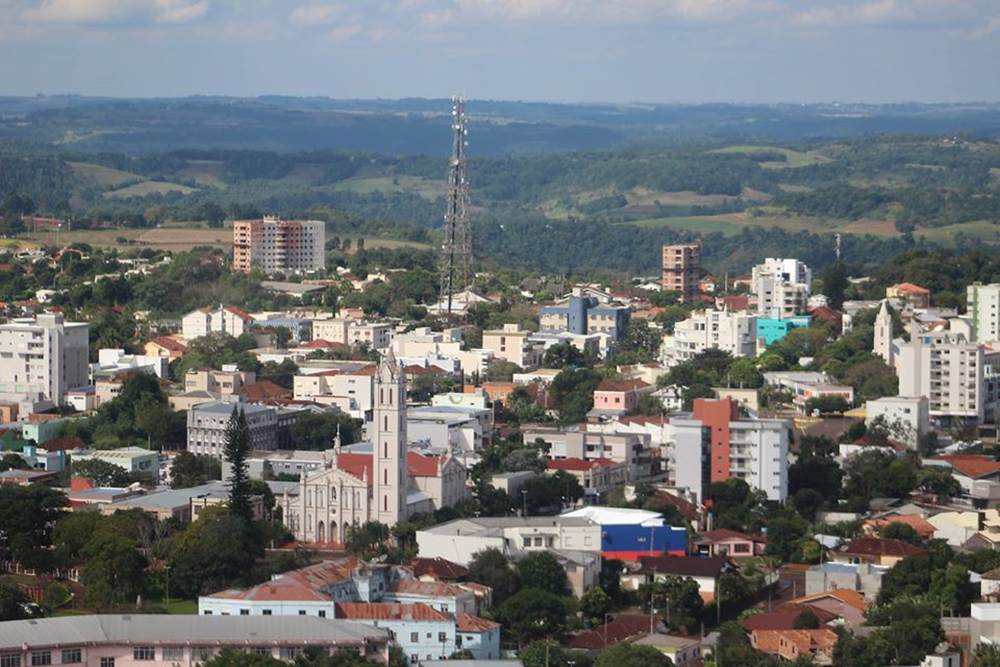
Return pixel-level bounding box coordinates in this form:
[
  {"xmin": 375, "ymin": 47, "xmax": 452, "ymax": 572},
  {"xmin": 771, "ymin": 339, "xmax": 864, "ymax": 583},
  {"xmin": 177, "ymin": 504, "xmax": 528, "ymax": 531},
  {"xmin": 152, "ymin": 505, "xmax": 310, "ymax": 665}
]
[
  {"xmin": 439, "ymin": 96, "xmax": 472, "ymax": 318},
  {"xmin": 835, "ymin": 233, "xmax": 842, "ymax": 263}
]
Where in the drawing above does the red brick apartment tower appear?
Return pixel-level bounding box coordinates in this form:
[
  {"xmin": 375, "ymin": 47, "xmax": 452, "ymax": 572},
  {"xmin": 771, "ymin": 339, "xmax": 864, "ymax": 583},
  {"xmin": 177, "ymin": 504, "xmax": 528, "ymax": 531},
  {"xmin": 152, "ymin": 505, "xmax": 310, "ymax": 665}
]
[
  {"xmin": 662, "ymin": 243, "xmax": 702, "ymax": 303},
  {"xmin": 693, "ymin": 397, "xmax": 740, "ymax": 483}
]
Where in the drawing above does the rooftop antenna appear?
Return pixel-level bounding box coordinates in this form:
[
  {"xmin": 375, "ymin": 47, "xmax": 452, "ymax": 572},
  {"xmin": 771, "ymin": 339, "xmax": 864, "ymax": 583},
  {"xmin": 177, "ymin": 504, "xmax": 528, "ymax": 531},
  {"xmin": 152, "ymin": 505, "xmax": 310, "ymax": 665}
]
[{"xmin": 439, "ymin": 96, "xmax": 472, "ymax": 318}]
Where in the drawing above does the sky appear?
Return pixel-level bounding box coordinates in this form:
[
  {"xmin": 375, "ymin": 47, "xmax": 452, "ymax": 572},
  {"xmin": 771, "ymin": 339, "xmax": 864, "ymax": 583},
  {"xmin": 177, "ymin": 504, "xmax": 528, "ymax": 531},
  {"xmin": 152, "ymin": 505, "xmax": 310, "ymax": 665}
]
[{"xmin": 0, "ymin": 0, "xmax": 997, "ymax": 103}]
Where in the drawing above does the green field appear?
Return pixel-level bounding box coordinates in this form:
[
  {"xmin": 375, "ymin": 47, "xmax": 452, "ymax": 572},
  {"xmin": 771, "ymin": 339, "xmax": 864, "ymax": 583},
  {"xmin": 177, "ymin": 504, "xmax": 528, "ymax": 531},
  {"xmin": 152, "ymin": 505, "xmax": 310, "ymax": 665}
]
[
  {"xmin": 711, "ymin": 145, "xmax": 831, "ymax": 169},
  {"xmin": 915, "ymin": 220, "xmax": 1000, "ymax": 243},
  {"xmin": 175, "ymin": 160, "xmax": 227, "ymax": 187},
  {"xmin": 68, "ymin": 162, "xmax": 143, "ymax": 188},
  {"xmin": 104, "ymin": 181, "xmax": 198, "ymax": 199},
  {"xmin": 331, "ymin": 175, "xmax": 445, "ymax": 200},
  {"xmin": 630, "ymin": 216, "xmax": 744, "ymax": 236}
]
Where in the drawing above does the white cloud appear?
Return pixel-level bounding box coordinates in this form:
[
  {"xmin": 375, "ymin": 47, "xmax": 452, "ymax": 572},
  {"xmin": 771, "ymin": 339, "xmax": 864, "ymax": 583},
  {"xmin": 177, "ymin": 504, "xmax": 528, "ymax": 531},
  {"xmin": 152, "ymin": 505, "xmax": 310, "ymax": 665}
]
[
  {"xmin": 21, "ymin": 0, "xmax": 208, "ymax": 25},
  {"xmin": 289, "ymin": 3, "xmax": 344, "ymax": 26},
  {"xmin": 327, "ymin": 23, "xmax": 360, "ymax": 41}
]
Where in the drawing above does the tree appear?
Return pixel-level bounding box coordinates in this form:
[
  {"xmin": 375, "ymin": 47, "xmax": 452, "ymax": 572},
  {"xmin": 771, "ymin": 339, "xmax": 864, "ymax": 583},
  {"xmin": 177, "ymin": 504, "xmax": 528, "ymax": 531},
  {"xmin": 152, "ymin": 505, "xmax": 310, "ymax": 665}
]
[
  {"xmin": 0, "ymin": 484, "xmax": 67, "ymax": 568},
  {"xmin": 543, "ymin": 342, "xmax": 585, "ymax": 369},
  {"xmin": 516, "ymin": 552, "xmax": 569, "ymax": 596},
  {"xmin": 615, "ymin": 320, "xmax": 662, "ymax": 365},
  {"xmin": 880, "ymin": 522, "xmax": 922, "ymax": 545},
  {"xmin": 550, "ymin": 367, "xmax": 602, "ymax": 424},
  {"xmin": 821, "ymin": 260, "xmax": 849, "ymax": 310},
  {"xmin": 917, "ymin": 466, "xmax": 961, "ymax": 497},
  {"xmin": 792, "ymin": 608, "xmax": 820, "ymax": 629},
  {"xmin": 764, "ymin": 513, "xmax": 810, "ymax": 562},
  {"xmin": 289, "ymin": 412, "xmax": 362, "ymax": 452},
  {"xmin": 72, "ymin": 459, "xmax": 135, "ymax": 487},
  {"xmin": 712, "ymin": 621, "xmax": 772, "ymax": 667},
  {"xmin": 81, "ymin": 533, "xmax": 148, "ymax": 608},
  {"xmin": 494, "ymin": 588, "xmax": 568, "ymax": 646},
  {"xmin": 484, "ymin": 360, "xmax": 522, "ymax": 382},
  {"xmin": 595, "ymin": 644, "xmax": 673, "ymax": 667},
  {"xmin": 727, "ymin": 357, "xmax": 763, "ymax": 389},
  {"xmin": 467, "ymin": 548, "xmax": 521, "ymax": 605},
  {"xmin": 223, "ymin": 406, "xmax": 253, "ymax": 522},
  {"xmin": 167, "ymin": 507, "xmax": 261, "ymax": 596},
  {"xmin": 579, "ymin": 587, "xmax": 611, "ymax": 625},
  {"xmin": 972, "ymin": 644, "xmax": 1000, "ymax": 667},
  {"xmin": 170, "ymin": 451, "xmax": 221, "ymax": 488},
  {"xmin": 344, "ymin": 521, "xmax": 390, "ymax": 561},
  {"xmin": 641, "ymin": 577, "xmax": 703, "ymax": 634},
  {"xmin": 0, "ymin": 583, "xmax": 31, "ymax": 621},
  {"xmin": 804, "ymin": 394, "xmax": 851, "ymax": 415}
]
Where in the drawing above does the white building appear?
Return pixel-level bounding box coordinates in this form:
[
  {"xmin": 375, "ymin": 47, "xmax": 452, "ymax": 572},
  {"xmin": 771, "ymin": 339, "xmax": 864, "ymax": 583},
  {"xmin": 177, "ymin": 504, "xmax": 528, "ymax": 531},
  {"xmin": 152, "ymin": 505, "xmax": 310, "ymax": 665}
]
[
  {"xmin": 73, "ymin": 446, "xmax": 160, "ymax": 481},
  {"xmin": 0, "ymin": 314, "xmax": 89, "ymax": 407},
  {"xmin": 874, "ymin": 300, "xmax": 894, "ymax": 366},
  {"xmin": 751, "ymin": 258, "xmax": 812, "ymax": 318},
  {"xmin": 93, "ymin": 348, "xmax": 169, "ymax": 380},
  {"xmin": 293, "ymin": 365, "xmax": 375, "ymax": 419},
  {"xmin": 968, "ymin": 283, "xmax": 1000, "ymax": 343},
  {"xmin": 181, "ymin": 306, "xmax": 254, "ymax": 341},
  {"xmin": 865, "ymin": 396, "xmax": 930, "ymax": 449},
  {"xmin": 660, "ymin": 309, "xmax": 757, "ymax": 366},
  {"xmin": 897, "ymin": 331, "xmax": 1000, "ymax": 423},
  {"xmin": 313, "ymin": 319, "xmax": 394, "ymax": 351}
]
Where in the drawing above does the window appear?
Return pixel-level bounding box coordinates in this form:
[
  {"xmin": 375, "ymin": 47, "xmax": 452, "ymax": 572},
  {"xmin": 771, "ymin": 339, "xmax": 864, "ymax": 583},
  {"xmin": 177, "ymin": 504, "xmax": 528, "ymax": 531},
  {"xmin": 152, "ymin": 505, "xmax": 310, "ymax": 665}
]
[
  {"xmin": 239, "ymin": 609, "xmax": 250, "ymax": 616},
  {"xmin": 0, "ymin": 655, "xmax": 19, "ymax": 667},
  {"xmin": 60, "ymin": 650, "xmax": 81, "ymax": 665},
  {"xmin": 99, "ymin": 659, "xmax": 115, "ymax": 667},
  {"xmin": 30, "ymin": 653, "xmax": 49, "ymax": 667},
  {"xmin": 318, "ymin": 610, "xmax": 327, "ymax": 618},
  {"xmin": 193, "ymin": 648, "xmax": 214, "ymax": 661},
  {"xmin": 251, "ymin": 648, "xmax": 271, "ymax": 657},
  {"xmin": 203, "ymin": 610, "xmax": 213, "ymax": 615},
  {"xmin": 133, "ymin": 647, "xmax": 155, "ymax": 661},
  {"xmin": 410, "ymin": 633, "xmax": 419, "ymax": 642},
  {"xmin": 298, "ymin": 610, "xmax": 307, "ymax": 616},
  {"xmin": 262, "ymin": 609, "xmax": 272, "ymax": 616},
  {"xmin": 162, "ymin": 648, "xmax": 184, "ymax": 661},
  {"xmin": 438, "ymin": 632, "xmax": 447, "ymax": 642}
]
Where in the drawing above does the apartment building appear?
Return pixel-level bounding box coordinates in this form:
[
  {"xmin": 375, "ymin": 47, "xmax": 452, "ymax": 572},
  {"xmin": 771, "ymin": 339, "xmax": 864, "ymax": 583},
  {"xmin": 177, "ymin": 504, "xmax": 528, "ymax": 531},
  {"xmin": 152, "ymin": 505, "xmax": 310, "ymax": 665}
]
[
  {"xmin": 186, "ymin": 401, "xmax": 278, "ymax": 456},
  {"xmin": 482, "ymin": 323, "xmax": 544, "ymax": 369},
  {"xmin": 313, "ymin": 318, "xmax": 394, "ymax": 351},
  {"xmin": 665, "ymin": 398, "xmax": 789, "ymax": 502},
  {"xmin": 751, "ymin": 258, "xmax": 812, "ymax": 319},
  {"xmin": 522, "ymin": 425, "xmax": 656, "ymax": 481},
  {"xmin": 539, "ymin": 291, "xmax": 631, "ymax": 341},
  {"xmin": 546, "ymin": 458, "xmax": 628, "ymax": 502},
  {"xmin": 865, "ymin": 396, "xmax": 930, "ymax": 449},
  {"xmin": 661, "ymin": 243, "xmax": 702, "ymax": 303},
  {"xmin": 896, "ymin": 331, "xmax": 1000, "ymax": 423},
  {"xmin": 0, "ymin": 314, "xmax": 89, "ymax": 407},
  {"xmin": 660, "ymin": 308, "xmax": 757, "ymax": 366},
  {"xmin": 181, "ymin": 305, "xmax": 254, "ymax": 340},
  {"xmin": 293, "ymin": 365, "xmax": 375, "ymax": 418},
  {"xmin": 232, "ymin": 216, "xmax": 325, "ymax": 274},
  {"xmin": 968, "ymin": 283, "xmax": 1000, "ymax": 343}
]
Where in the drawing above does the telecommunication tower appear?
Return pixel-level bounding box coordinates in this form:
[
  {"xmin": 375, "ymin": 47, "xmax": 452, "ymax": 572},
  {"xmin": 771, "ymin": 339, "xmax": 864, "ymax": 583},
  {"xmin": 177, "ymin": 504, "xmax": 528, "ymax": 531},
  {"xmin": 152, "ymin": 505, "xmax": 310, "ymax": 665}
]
[{"xmin": 439, "ymin": 97, "xmax": 472, "ymax": 317}]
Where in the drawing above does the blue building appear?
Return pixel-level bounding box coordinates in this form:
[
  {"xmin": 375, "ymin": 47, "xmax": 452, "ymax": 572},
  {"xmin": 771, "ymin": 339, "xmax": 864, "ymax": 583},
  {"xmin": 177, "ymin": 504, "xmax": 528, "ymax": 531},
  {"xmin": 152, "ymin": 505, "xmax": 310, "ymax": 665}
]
[
  {"xmin": 539, "ymin": 295, "xmax": 631, "ymax": 340},
  {"xmin": 757, "ymin": 315, "xmax": 812, "ymax": 346}
]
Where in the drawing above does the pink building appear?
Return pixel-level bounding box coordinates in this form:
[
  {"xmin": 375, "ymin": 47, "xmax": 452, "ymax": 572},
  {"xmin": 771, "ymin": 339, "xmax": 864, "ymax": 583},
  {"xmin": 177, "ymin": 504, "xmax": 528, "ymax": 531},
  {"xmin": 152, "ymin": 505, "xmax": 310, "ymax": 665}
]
[
  {"xmin": 592, "ymin": 379, "xmax": 652, "ymax": 416},
  {"xmin": 0, "ymin": 614, "xmax": 390, "ymax": 666},
  {"xmin": 692, "ymin": 529, "xmax": 768, "ymax": 558}
]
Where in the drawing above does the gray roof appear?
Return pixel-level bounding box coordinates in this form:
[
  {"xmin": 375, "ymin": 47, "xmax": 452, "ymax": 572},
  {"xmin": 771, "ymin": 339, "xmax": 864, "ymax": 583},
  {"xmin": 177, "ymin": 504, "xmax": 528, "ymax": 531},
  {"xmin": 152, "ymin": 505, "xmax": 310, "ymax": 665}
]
[
  {"xmin": 422, "ymin": 663, "xmax": 523, "ymax": 667},
  {"xmin": 108, "ymin": 483, "xmax": 230, "ymax": 511},
  {"xmin": 0, "ymin": 615, "xmax": 387, "ymax": 650}
]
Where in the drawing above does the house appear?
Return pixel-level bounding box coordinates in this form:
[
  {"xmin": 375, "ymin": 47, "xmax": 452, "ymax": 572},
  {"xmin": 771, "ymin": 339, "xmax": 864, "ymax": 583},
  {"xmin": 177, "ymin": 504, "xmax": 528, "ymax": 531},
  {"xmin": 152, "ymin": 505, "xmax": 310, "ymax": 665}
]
[
  {"xmin": 566, "ymin": 614, "xmax": 663, "ymax": 652},
  {"xmin": 405, "ymin": 558, "xmax": 469, "ymax": 583},
  {"xmin": 926, "ymin": 455, "xmax": 1000, "ymax": 506},
  {"xmin": 144, "ymin": 335, "xmax": 188, "ymax": 360},
  {"xmin": 862, "ymin": 514, "xmax": 936, "ymax": 540},
  {"xmin": 621, "ymin": 556, "xmax": 731, "ymax": 602},
  {"xmin": 751, "ymin": 628, "xmax": 838, "ymax": 663},
  {"xmin": 591, "ymin": 378, "xmax": 653, "ymax": 417},
  {"xmin": 545, "ymin": 458, "xmax": 628, "ymax": 503},
  {"xmin": 692, "ymin": 529, "xmax": 767, "ymax": 558},
  {"xmin": 887, "ymin": 282, "xmax": 931, "ymax": 309},
  {"xmin": 832, "ymin": 537, "xmax": 926, "ymax": 567},
  {"xmin": 335, "ymin": 603, "xmax": 457, "ymax": 664},
  {"xmin": 631, "ymin": 634, "xmax": 703, "ymax": 667},
  {"xmin": 0, "ymin": 615, "xmax": 390, "ymax": 666},
  {"xmin": 804, "ymin": 562, "xmax": 889, "ymax": 599}
]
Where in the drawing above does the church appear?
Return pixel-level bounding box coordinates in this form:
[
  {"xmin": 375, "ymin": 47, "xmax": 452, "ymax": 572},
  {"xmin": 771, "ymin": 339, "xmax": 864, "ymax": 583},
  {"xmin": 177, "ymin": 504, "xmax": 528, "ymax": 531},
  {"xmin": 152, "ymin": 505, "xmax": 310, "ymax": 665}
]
[{"xmin": 281, "ymin": 351, "xmax": 467, "ymax": 544}]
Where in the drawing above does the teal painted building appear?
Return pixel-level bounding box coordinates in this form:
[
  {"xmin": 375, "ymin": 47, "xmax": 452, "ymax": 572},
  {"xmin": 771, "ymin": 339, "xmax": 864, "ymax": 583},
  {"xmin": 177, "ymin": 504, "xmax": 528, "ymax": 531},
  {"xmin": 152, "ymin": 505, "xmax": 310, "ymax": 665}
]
[{"xmin": 757, "ymin": 315, "xmax": 812, "ymax": 346}]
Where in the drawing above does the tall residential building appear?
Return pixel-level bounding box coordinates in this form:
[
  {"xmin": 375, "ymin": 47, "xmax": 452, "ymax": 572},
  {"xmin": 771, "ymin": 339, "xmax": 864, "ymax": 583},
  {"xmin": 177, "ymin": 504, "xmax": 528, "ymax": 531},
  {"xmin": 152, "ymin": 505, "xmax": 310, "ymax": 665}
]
[
  {"xmin": 232, "ymin": 216, "xmax": 325, "ymax": 274},
  {"xmin": 897, "ymin": 331, "xmax": 1000, "ymax": 423},
  {"xmin": 865, "ymin": 396, "xmax": 929, "ymax": 449},
  {"xmin": 967, "ymin": 283, "xmax": 1000, "ymax": 343},
  {"xmin": 874, "ymin": 300, "xmax": 894, "ymax": 365},
  {"xmin": 660, "ymin": 309, "xmax": 757, "ymax": 366},
  {"xmin": 751, "ymin": 258, "xmax": 812, "ymax": 319},
  {"xmin": 662, "ymin": 243, "xmax": 702, "ymax": 303},
  {"xmin": 482, "ymin": 323, "xmax": 544, "ymax": 369},
  {"xmin": 665, "ymin": 398, "xmax": 789, "ymax": 502},
  {"xmin": 0, "ymin": 314, "xmax": 89, "ymax": 406}
]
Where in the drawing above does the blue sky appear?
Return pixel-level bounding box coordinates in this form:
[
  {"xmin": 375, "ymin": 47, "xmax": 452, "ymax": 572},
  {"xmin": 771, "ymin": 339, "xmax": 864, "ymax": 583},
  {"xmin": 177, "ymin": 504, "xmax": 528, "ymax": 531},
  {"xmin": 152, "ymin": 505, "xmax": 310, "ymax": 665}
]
[{"xmin": 0, "ymin": 0, "xmax": 997, "ymax": 102}]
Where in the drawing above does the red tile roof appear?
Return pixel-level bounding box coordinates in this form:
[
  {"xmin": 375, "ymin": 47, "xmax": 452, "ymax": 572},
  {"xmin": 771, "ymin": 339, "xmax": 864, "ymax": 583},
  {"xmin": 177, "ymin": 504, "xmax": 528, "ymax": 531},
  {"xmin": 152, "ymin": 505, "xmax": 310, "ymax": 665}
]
[
  {"xmin": 405, "ymin": 557, "xmax": 469, "ymax": 581},
  {"xmin": 890, "ymin": 282, "xmax": 930, "ymax": 295},
  {"xmin": 334, "ymin": 602, "xmax": 449, "ymax": 622},
  {"xmin": 224, "ymin": 306, "xmax": 254, "ymax": 322},
  {"xmin": 408, "ymin": 451, "xmax": 445, "ymax": 477},
  {"xmin": 695, "ymin": 529, "xmax": 767, "ymax": 544},
  {"xmin": 455, "ymin": 613, "xmax": 500, "ymax": 633},
  {"xmin": 596, "ymin": 378, "xmax": 651, "ymax": 393},
  {"xmin": 546, "ymin": 457, "xmax": 618, "ymax": 472},
  {"xmin": 841, "ymin": 537, "xmax": 926, "ymax": 558},
  {"xmin": 565, "ymin": 614, "xmax": 658, "ymax": 650},
  {"xmin": 390, "ymin": 580, "xmax": 469, "ymax": 598},
  {"xmin": 240, "ymin": 380, "xmax": 292, "ymax": 402},
  {"xmin": 788, "ymin": 589, "xmax": 869, "ymax": 612},
  {"xmin": 148, "ymin": 336, "xmax": 188, "ymax": 353},
  {"xmin": 301, "ymin": 339, "xmax": 348, "ymax": 349},
  {"xmin": 932, "ymin": 455, "xmax": 1000, "ymax": 479},
  {"xmin": 742, "ymin": 604, "xmax": 838, "ymax": 631},
  {"xmin": 207, "ymin": 558, "xmax": 361, "ymax": 602},
  {"xmin": 37, "ymin": 436, "xmax": 85, "ymax": 451},
  {"xmin": 335, "ymin": 451, "xmax": 447, "ymax": 485}
]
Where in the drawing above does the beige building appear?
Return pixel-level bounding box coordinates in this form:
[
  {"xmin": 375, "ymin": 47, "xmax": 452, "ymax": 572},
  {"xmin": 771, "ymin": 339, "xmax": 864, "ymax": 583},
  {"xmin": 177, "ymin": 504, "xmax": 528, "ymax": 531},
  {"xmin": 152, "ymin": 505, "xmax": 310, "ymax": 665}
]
[
  {"xmin": 661, "ymin": 243, "xmax": 702, "ymax": 303},
  {"xmin": 482, "ymin": 323, "xmax": 543, "ymax": 370},
  {"xmin": 313, "ymin": 319, "xmax": 394, "ymax": 351},
  {"xmin": 232, "ymin": 216, "xmax": 325, "ymax": 274},
  {"xmin": 293, "ymin": 365, "xmax": 375, "ymax": 419}
]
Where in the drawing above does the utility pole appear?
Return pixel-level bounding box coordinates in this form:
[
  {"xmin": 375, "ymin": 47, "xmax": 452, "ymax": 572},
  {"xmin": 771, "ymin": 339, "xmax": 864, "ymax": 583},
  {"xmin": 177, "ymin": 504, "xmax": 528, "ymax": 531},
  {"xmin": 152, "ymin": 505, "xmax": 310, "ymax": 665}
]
[{"xmin": 439, "ymin": 96, "xmax": 472, "ymax": 318}]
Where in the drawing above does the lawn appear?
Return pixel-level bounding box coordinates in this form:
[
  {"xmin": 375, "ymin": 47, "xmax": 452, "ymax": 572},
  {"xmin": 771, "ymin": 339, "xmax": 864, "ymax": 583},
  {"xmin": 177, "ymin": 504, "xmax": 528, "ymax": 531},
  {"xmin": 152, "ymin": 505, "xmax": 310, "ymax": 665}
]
[
  {"xmin": 629, "ymin": 215, "xmax": 744, "ymax": 236},
  {"xmin": 104, "ymin": 181, "xmax": 197, "ymax": 199},
  {"xmin": 916, "ymin": 220, "xmax": 1000, "ymax": 244},
  {"xmin": 710, "ymin": 145, "xmax": 832, "ymax": 169},
  {"xmin": 68, "ymin": 162, "xmax": 144, "ymax": 189}
]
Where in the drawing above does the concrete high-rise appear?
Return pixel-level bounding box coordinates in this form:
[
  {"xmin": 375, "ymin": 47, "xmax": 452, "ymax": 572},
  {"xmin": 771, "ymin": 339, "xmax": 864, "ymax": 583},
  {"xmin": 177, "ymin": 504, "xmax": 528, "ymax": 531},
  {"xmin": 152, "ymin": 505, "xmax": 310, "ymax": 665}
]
[
  {"xmin": 0, "ymin": 314, "xmax": 89, "ymax": 407},
  {"xmin": 232, "ymin": 216, "xmax": 325, "ymax": 274},
  {"xmin": 661, "ymin": 243, "xmax": 702, "ymax": 303},
  {"xmin": 751, "ymin": 258, "xmax": 812, "ymax": 319},
  {"xmin": 967, "ymin": 283, "xmax": 1000, "ymax": 343}
]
